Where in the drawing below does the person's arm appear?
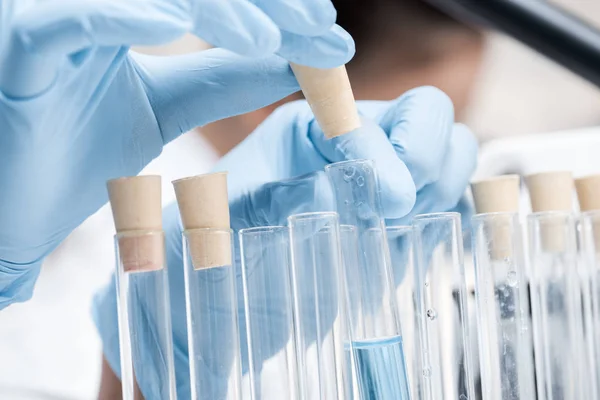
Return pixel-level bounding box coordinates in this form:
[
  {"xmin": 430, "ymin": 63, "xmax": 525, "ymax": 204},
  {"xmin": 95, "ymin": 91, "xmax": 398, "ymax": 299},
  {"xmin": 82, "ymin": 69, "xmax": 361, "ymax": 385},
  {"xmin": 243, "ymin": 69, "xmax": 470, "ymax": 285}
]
[{"xmin": 98, "ymin": 357, "xmax": 122, "ymax": 400}]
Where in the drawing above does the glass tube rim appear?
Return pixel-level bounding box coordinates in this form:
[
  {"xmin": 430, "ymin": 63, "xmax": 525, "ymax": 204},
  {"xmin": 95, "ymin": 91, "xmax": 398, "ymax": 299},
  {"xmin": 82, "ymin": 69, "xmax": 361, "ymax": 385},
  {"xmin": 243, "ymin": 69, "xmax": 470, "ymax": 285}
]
[
  {"xmin": 412, "ymin": 211, "xmax": 460, "ymax": 224},
  {"xmin": 385, "ymin": 225, "xmax": 412, "ymax": 234},
  {"xmin": 287, "ymin": 211, "xmax": 339, "ymax": 225},
  {"xmin": 323, "ymin": 158, "xmax": 373, "ymax": 172},
  {"xmin": 527, "ymin": 210, "xmax": 573, "ymax": 221},
  {"xmin": 471, "ymin": 211, "xmax": 519, "ymax": 222},
  {"xmin": 115, "ymin": 229, "xmax": 164, "ymax": 239},
  {"xmin": 339, "ymin": 224, "xmax": 358, "ymax": 233},
  {"xmin": 238, "ymin": 225, "xmax": 287, "ymax": 236},
  {"xmin": 581, "ymin": 209, "xmax": 600, "ymax": 219}
]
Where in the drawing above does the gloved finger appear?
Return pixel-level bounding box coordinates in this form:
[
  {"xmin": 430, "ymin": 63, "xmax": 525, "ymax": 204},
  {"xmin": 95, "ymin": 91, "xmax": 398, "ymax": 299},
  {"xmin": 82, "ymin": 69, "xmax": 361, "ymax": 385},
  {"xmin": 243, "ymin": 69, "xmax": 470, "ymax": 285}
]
[
  {"xmin": 252, "ymin": 0, "xmax": 336, "ymax": 36},
  {"xmin": 229, "ymin": 172, "xmax": 335, "ymax": 231},
  {"xmin": 395, "ymin": 123, "xmax": 478, "ymax": 223},
  {"xmin": 190, "ymin": 0, "xmax": 281, "ymax": 58},
  {"xmin": 136, "ymin": 49, "xmax": 300, "ymax": 143},
  {"xmin": 0, "ymin": 0, "xmax": 190, "ymax": 98},
  {"xmin": 278, "ymin": 24, "xmax": 355, "ymax": 68},
  {"xmin": 378, "ymin": 86, "xmax": 455, "ymax": 191},
  {"xmin": 309, "ymin": 117, "xmax": 417, "ymax": 220}
]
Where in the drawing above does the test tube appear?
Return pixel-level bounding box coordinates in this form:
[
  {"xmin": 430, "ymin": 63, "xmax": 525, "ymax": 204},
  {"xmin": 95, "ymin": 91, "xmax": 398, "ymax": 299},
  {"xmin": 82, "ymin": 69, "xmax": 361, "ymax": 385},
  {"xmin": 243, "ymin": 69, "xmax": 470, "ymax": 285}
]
[
  {"xmin": 386, "ymin": 226, "xmax": 421, "ymax": 400},
  {"xmin": 470, "ymin": 175, "xmax": 536, "ymax": 400},
  {"xmin": 525, "ymin": 172, "xmax": 589, "ymax": 400},
  {"xmin": 288, "ymin": 212, "xmax": 347, "ymax": 400},
  {"xmin": 325, "ymin": 160, "xmax": 410, "ymax": 400},
  {"xmin": 239, "ymin": 226, "xmax": 299, "ymax": 400},
  {"xmin": 173, "ymin": 173, "xmax": 242, "ymax": 400},
  {"xmin": 412, "ymin": 212, "xmax": 475, "ymax": 400},
  {"xmin": 107, "ymin": 176, "xmax": 176, "ymax": 400},
  {"xmin": 575, "ymin": 175, "xmax": 600, "ymax": 391}
]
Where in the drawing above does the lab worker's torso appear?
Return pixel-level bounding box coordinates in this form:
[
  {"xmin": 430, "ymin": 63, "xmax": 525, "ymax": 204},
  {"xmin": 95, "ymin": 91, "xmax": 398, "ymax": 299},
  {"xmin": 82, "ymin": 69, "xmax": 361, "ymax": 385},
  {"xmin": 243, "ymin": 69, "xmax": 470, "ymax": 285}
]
[{"xmin": 0, "ymin": 132, "xmax": 218, "ymax": 400}]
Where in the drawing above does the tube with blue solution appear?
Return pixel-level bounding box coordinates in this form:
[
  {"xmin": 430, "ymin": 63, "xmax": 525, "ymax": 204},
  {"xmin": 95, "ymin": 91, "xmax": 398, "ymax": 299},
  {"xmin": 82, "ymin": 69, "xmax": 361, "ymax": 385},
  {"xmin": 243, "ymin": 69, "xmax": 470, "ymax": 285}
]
[
  {"xmin": 239, "ymin": 226, "xmax": 300, "ymax": 400},
  {"xmin": 412, "ymin": 212, "xmax": 475, "ymax": 400},
  {"xmin": 325, "ymin": 159, "xmax": 410, "ymax": 400},
  {"xmin": 386, "ymin": 226, "xmax": 421, "ymax": 400}
]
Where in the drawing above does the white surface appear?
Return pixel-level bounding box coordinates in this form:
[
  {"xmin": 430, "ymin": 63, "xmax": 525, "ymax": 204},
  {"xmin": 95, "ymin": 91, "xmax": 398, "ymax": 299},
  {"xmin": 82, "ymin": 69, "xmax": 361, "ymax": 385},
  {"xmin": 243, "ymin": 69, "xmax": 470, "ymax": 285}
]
[{"xmin": 0, "ymin": 132, "xmax": 217, "ymax": 400}]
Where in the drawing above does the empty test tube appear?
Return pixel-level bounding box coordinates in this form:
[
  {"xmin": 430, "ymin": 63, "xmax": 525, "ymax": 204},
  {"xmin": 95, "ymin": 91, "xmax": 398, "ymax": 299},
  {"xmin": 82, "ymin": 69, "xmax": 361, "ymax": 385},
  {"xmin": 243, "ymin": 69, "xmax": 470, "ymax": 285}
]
[
  {"xmin": 173, "ymin": 173, "xmax": 242, "ymax": 400},
  {"xmin": 526, "ymin": 172, "xmax": 590, "ymax": 400},
  {"xmin": 575, "ymin": 174, "xmax": 600, "ymax": 392},
  {"xmin": 470, "ymin": 175, "xmax": 536, "ymax": 400},
  {"xmin": 107, "ymin": 176, "xmax": 176, "ymax": 400},
  {"xmin": 412, "ymin": 212, "xmax": 475, "ymax": 400},
  {"xmin": 386, "ymin": 226, "xmax": 420, "ymax": 400},
  {"xmin": 288, "ymin": 212, "xmax": 347, "ymax": 400},
  {"xmin": 239, "ymin": 226, "xmax": 300, "ymax": 400},
  {"xmin": 325, "ymin": 160, "xmax": 410, "ymax": 400}
]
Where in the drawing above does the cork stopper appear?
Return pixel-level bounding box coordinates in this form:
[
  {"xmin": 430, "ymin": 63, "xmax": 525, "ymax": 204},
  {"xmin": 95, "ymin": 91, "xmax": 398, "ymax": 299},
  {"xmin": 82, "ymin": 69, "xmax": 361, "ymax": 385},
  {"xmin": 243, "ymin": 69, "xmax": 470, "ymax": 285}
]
[
  {"xmin": 107, "ymin": 176, "xmax": 164, "ymax": 273},
  {"xmin": 471, "ymin": 175, "xmax": 520, "ymax": 260},
  {"xmin": 172, "ymin": 172, "xmax": 232, "ymax": 269},
  {"xmin": 575, "ymin": 174, "xmax": 600, "ymax": 250},
  {"xmin": 525, "ymin": 171, "xmax": 574, "ymax": 252},
  {"xmin": 290, "ymin": 63, "xmax": 361, "ymax": 138}
]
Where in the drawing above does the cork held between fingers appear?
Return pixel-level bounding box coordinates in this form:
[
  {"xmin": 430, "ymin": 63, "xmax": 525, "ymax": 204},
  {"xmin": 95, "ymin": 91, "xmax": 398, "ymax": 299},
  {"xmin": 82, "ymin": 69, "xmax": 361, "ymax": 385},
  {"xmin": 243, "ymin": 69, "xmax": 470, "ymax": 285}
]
[
  {"xmin": 107, "ymin": 175, "xmax": 164, "ymax": 273},
  {"xmin": 525, "ymin": 171, "xmax": 574, "ymax": 252},
  {"xmin": 172, "ymin": 172, "xmax": 232, "ymax": 270},
  {"xmin": 471, "ymin": 175, "xmax": 520, "ymax": 260},
  {"xmin": 290, "ymin": 63, "xmax": 361, "ymax": 139}
]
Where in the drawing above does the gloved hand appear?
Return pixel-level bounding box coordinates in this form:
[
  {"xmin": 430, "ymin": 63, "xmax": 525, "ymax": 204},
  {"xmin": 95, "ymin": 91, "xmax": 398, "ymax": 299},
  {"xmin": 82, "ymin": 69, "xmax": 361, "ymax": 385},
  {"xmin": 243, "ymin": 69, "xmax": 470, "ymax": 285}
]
[
  {"xmin": 93, "ymin": 87, "xmax": 478, "ymax": 398},
  {"xmin": 0, "ymin": 0, "xmax": 354, "ymax": 308}
]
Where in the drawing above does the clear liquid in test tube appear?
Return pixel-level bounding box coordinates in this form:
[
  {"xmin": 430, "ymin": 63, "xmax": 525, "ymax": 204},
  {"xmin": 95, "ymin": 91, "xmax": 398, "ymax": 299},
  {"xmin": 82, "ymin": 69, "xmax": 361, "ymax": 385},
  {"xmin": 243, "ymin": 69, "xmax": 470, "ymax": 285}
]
[
  {"xmin": 471, "ymin": 212, "xmax": 536, "ymax": 400},
  {"xmin": 412, "ymin": 212, "xmax": 475, "ymax": 400},
  {"xmin": 183, "ymin": 229, "xmax": 242, "ymax": 400},
  {"xmin": 527, "ymin": 212, "xmax": 588, "ymax": 400},
  {"xmin": 325, "ymin": 159, "xmax": 410, "ymax": 400},
  {"xmin": 239, "ymin": 226, "xmax": 299, "ymax": 400}
]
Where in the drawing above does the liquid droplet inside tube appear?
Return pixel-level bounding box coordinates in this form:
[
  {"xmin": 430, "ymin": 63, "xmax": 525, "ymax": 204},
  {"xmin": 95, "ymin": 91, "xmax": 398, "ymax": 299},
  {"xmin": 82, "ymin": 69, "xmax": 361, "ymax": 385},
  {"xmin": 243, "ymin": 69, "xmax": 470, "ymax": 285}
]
[
  {"xmin": 507, "ymin": 271, "xmax": 518, "ymax": 287},
  {"xmin": 343, "ymin": 166, "xmax": 356, "ymax": 182},
  {"xmin": 356, "ymin": 176, "xmax": 365, "ymax": 187},
  {"xmin": 426, "ymin": 309, "xmax": 437, "ymax": 320}
]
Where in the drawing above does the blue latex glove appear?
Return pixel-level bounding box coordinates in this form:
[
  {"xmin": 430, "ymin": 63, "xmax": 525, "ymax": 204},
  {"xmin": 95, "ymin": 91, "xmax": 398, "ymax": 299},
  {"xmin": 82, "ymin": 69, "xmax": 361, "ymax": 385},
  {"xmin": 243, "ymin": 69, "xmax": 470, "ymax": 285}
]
[
  {"xmin": 93, "ymin": 87, "xmax": 478, "ymax": 398},
  {"xmin": 0, "ymin": 0, "xmax": 354, "ymax": 309}
]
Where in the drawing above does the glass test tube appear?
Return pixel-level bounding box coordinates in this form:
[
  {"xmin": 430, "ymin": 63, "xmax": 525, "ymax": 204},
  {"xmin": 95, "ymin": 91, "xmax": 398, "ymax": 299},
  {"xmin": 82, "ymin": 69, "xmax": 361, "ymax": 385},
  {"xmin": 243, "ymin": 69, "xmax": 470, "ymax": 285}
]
[
  {"xmin": 288, "ymin": 212, "xmax": 347, "ymax": 400},
  {"xmin": 527, "ymin": 212, "xmax": 588, "ymax": 400},
  {"xmin": 325, "ymin": 159, "xmax": 410, "ymax": 400},
  {"xmin": 239, "ymin": 226, "xmax": 299, "ymax": 400},
  {"xmin": 183, "ymin": 229, "xmax": 242, "ymax": 400},
  {"xmin": 471, "ymin": 212, "xmax": 536, "ymax": 400},
  {"xmin": 115, "ymin": 230, "xmax": 177, "ymax": 400},
  {"xmin": 412, "ymin": 212, "xmax": 475, "ymax": 400},
  {"xmin": 386, "ymin": 226, "xmax": 421, "ymax": 400},
  {"xmin": 580, "ymin": 211, "xmax": 600, "ymax": 391}
]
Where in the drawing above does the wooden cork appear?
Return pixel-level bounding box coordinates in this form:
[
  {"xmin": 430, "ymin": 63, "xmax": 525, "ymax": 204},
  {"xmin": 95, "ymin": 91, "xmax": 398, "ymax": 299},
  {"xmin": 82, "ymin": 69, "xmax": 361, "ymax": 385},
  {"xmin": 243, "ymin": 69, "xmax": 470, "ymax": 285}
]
[
  {"xmin": 575, "ymin": 174, "xmax": 600, "ymax": 250},
  {"xmin": 107, "ymin": 176, "xmax": 164, "ymax": 273},
  {"xmin": 172, "ymin": 172, "xmax": 232, "ymax": 269},
  {"xmin": 525, "ymin": 171, "xmax": 574, "ymax": 252},
  {"xmin": 471, "ymin": 175, "xmax": 520, "ymax": 260},
  {"xmin": 290, "ymin": 63, "xmax": 361, "ymax": 138}
]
